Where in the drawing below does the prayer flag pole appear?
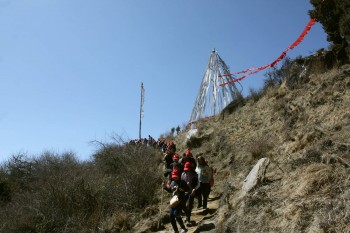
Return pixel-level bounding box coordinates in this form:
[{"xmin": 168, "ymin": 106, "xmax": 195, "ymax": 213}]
[{"xmin": 139, "ymin": 82, "xmax": 145, "ymax": 139}]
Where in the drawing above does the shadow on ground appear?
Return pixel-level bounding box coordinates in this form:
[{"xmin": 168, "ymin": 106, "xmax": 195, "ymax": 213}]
[{"xmin": 193, "ymin": 223, "xmax": 215, "ymax": 232}]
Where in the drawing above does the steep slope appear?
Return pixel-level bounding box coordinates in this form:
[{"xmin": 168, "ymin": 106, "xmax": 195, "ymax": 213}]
[
  {"xmin": 133, "ymin": 64, "xmax": 350, "ymax": 233},
  {"xmin": 173, "ymin": 65, "xmax": 350, "ymax": 232}
]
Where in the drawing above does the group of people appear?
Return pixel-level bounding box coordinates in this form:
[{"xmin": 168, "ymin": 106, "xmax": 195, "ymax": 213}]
[
  {"xmin": 162, "ymin": 141, "xmax": 214, "ymax": 233},
  {"xmin": 127, "ymin": 135, "xmax": 168, "ymax": 150}
]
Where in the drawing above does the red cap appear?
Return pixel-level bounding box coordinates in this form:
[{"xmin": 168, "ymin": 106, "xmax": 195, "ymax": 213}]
[
  {"xmin": 184, "ymin": 162, "xmax": 191, "ymax": 171},
  {"xmin": 173, "ymin": 154, "xmax": 179, "ymax": 162},
  {"xmin": 172, "ymin": 169, "xmax": 180, "ymax": 178},
  {"xmin": 168, "ymin": 141, "xmax": 174, "ymax": 146},
  {"xmin": 185, "ymin": 149, "xmax": 192, "ymax": 155},
  {"xmin": 167, "ymin": 141, "xmax": 176, "ymax": 152}
]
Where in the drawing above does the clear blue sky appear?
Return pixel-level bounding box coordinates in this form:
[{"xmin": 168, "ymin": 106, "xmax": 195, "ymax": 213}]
[{"xmin": 0, "ymin": 0, "xmax": 329, "ymax": 162}]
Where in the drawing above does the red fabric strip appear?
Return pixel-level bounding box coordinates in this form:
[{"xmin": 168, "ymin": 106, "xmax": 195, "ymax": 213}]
[{"xmin": 220, "ymin": 18, "xmax": 317, "ymax": 86}]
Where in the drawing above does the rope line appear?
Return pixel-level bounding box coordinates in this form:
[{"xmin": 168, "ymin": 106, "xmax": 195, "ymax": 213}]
[{"xmin": 220, "ymin": 18, "xmax": 317, "ymax": 87}]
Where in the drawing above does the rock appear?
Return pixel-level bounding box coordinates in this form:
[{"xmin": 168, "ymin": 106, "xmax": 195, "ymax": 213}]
[
  {"xmin": 340, "ymin": 64, "xmax": 350, "ymax": 75},
  {"xmin": 240, "ymin": 158, "xmax": 270, "ymax": 197},
  {"xmin": 185, "ymin": 128, "xmax": 213, "ymax": 149},
  {"xmin": 184, "ymin": 128, "xmax": 198, "ymax": 142}
]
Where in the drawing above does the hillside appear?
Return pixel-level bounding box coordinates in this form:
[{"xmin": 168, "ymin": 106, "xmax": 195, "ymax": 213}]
[
  {"xmin": 135, "ymin": 60, "xmax": 350, "ymax": 232},
  {"xmin": 1, "ymin": 56, "xmax": 348, "ymax": 233}
]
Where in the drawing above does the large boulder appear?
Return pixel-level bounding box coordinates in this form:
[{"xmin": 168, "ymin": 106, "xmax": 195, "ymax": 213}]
[{"xmin": 240, "ymin": 158, "xmax": 270, "ymax": 198}]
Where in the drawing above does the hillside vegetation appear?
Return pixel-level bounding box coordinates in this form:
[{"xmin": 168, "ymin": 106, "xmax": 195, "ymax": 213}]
[
  {"xmin": 167, "ymin": 58, "xmax": 350, "ymax": 232},
  {"xmin": 128, "ymin": 51, "xmax": 350, "ymax": 233},
  {"xmin": 0, "ymin": 143, "xmax": 163, "ymax": 232}
]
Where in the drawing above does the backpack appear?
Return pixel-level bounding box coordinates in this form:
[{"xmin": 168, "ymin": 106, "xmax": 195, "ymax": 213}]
[{"xmin": 164, "ymin": 153, "xmax": 173, "ymax": 169}]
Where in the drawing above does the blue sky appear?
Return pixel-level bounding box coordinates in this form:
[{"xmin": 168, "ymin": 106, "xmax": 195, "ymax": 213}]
[{"xmin": 0, "ymin": 0, "xmax": 329, "ymax": 162}]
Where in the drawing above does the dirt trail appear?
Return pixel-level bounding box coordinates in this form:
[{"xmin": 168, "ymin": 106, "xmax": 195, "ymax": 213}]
[{"xmin": 158, "ymin": 194, "xmax": 220, "ymax": 233}]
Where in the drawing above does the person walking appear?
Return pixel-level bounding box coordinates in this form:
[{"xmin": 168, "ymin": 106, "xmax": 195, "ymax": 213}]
[
  {"xmin": 195, "ymin": 156, "xmax": 212, "ymax": 209},
  {"xmin": 181, "ymin": 162, "xmax": 200, "ymax": 226},
  {"xmin": 180, "ymin": 149, "xmax": 197, "ymax": 171},
  {"xmin": 163, "ymin": 143, "xmax": 176, "ymax": 169},
  {"xmin": 164, "ymin": 169, "xmax": 189, "ymax": 233},
  {"xmin": 171, "ymin": 154, "xmax": 184, "ymax": 174}
]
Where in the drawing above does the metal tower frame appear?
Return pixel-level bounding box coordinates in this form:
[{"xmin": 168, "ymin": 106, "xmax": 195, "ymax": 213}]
[{"xmin": 189, "ymin": 49, "xmax": 240, "ymax": 124}]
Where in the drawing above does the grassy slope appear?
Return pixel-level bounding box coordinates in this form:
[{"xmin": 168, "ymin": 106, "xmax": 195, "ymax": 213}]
[{"xmin": 171, "ymin": 65, "xmax": 350, "ymax": 232}]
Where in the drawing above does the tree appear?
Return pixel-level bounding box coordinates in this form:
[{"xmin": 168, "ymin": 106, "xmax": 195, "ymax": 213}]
[{"xmin": 309, "ymin": 0, "xmax": 350, "ymax": 62}]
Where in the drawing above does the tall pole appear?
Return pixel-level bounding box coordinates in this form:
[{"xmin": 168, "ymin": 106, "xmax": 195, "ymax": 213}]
[{"xmin": 139, "ymin": 82, "xmax": 144, "ymax": 139}]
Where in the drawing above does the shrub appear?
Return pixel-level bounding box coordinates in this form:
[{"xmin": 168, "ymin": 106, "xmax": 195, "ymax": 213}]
[
  {"xmin": 0, "ymin": 180, "xmax": 12, "ymax": 203},
  {"xmin": 247, "ymin": 87, "xmax": 264, "ymax": 102},
  {"xmin": 4, "ymin": 153, "xmax": 34, "ymax": 192},
  {"xmin": 222, "ymin": 92, "xmax": 245, "ymax": 115},
  {"xmin": 0, "ymin": 140, "xmax": 162, "ymax": 233},
  {"xmin": 263, "ymin": 67, "xmax": 282, "ymax": 90},
  {"xmin": 247, "ymin": 137, "xmax": 273, "ymax": 161},
  {"xmin": 93, "ymin": 141, "xmax": 162, "ymax": 209}
]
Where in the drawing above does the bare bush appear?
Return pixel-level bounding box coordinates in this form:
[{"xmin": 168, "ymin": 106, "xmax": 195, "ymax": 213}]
[
  {"xmin": 247, "ymin": 87, "xmax": 264, "ymax": 103},
  {"xmin": 222, "ymin": 92, "xmax": 245, "ymax": 115},
  {"xmin": 93, "ymin": 140, "xmax": 162, "ymax": 210},
  {"xmin": 0, "ymin": 139, "xmax": 162, "ymax": 233},
  {"xmin": 247, "ymin": 137, "xmax": 273, "ymax": 161}
]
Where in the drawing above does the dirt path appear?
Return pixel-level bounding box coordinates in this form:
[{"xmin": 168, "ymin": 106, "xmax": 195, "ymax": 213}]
[{"xmin": 157, "ymin": 194, "xmax": 220, "ymax": 233}]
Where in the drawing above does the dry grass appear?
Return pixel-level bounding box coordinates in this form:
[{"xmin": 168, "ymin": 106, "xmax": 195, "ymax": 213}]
[
  {"xmin": 99, "ymin": 212, "xmax": 132, "ymax": 233},
  {"xmin": 0, "ymin": 141, "xmax": 162, "ymax": 233},
  {"xmin": 174, "ymin": 65, "xmax": 350, "ymax": 232},
  {"xmin": 247, "ymin": 137, "xmax": 273, "ymax": 161}
]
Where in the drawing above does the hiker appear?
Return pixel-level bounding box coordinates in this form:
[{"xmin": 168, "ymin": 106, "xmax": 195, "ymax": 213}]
[
  {"xmin": 163, "ymin": 153, "xmax": 173, "ymax": 177},
  {"xmin": 171, "ymin": 154, "xmax": 184, "ymax": 174},
  {"xmin": 180, "ymin": 149, "xmax": 197, "ymax": 171},
  {"xmin": 163, "ymin": 141, "xmax": 176, "ymax": 171},
  {"xmin": 195, "ymin": 156, "xmax": 212, "ymax": 209},
  {"xmin": 158, "ymin": 138, "xmax": 168, "ymax": 153},
  {"xmin": 181, "ymin": 161, "xmax": 200, "ymax": 226},
  {"xmin": 167, "ymin": 140, "xmax": 177, "ymax": 152},
  {"xmin": 176, "ymin": 125, "xmax": 181, "ymax": 135},
  {"xmin": 164, "ymin": 169, "xmax": 189, "ymax": 233}
]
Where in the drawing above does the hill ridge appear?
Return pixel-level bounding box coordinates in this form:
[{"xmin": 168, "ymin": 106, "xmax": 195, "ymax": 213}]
[{"xmin": 139, "ymin": 64, "xmax": 350, "ymax": 232}]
